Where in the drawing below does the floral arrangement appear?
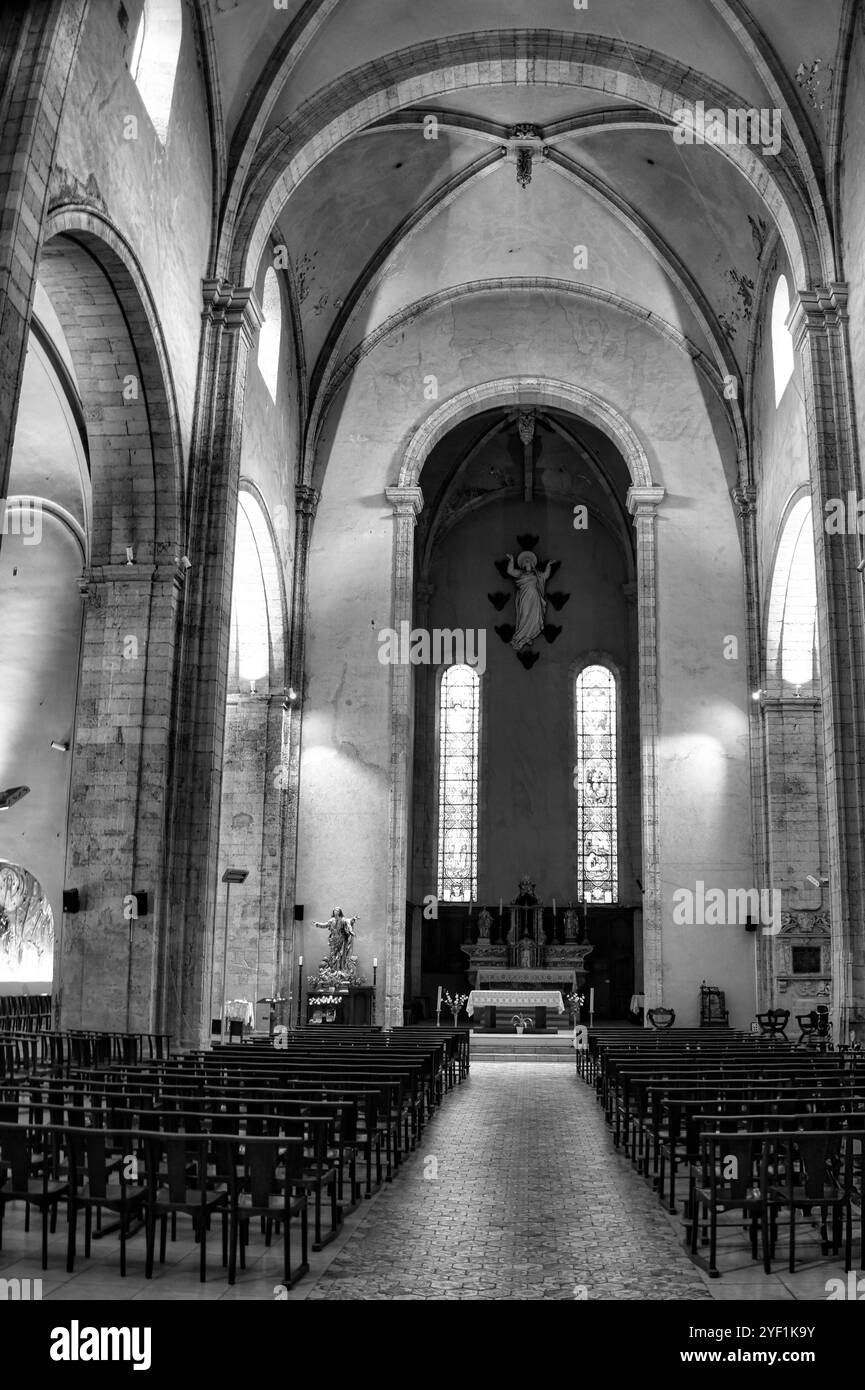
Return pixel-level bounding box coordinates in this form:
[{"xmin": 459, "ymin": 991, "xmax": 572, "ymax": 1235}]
[
  {"xmin": 565, "ymin": 991, "xmax": 585, "ymax": 1010},
  {"xmin": 510, "ymin": 1013, "xmax": 535, "ymax": 1031},
  {"xmin": 441, "ymin": 991, "xmax": 469, "ymax": 1020}
]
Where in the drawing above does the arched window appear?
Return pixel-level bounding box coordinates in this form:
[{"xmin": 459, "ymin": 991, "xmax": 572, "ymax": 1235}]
[
  {"xmin": 766, "ymin": 496, "xmax": 819, "ymax": 692},
  {"xmin": 129, "ymin": 0, "xmax": 182, "ymax": 143},
  {"xmin": 436, "ymin": 665, "xmax": 480, "ymax": 902},
  {"xmin": 229, "ymin": 496, "xmax": 271, "ymax": 693},
  {"xmin": 575, "ymin": 664, "xmax": 618, "ymax": 903},
  {"xmin": 771, "ymin": 275, "xmax": 796, "ymax": 406},
  {"xmin": 257, "ymin": 268, "xmax": 282, "ymax": 404}
]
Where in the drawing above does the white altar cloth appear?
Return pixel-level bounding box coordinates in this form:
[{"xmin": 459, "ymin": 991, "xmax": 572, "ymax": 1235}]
[{"xmin": 466, "ymin": 989, "xmax": 565, "ymax": 1017}]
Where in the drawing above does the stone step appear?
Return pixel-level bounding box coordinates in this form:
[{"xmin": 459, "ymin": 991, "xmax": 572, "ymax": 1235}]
[{"xmin": 471, "ymin": 1052, "xmax": 574, "ymax": 1063}]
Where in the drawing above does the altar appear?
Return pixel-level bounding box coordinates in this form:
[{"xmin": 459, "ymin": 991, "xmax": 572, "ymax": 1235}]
[
  {"xmin": 461, "ymin": 877, "xmax": 593, "ymax": 1013},
  {"xmin": 467, "ymin": 988, "xmax": 565, "ymax": 1032}
]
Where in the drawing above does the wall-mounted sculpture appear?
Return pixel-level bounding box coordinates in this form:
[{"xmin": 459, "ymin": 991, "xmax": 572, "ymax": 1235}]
[{"xmin": 488, "ymin": 534, "xmax": 570, "ymax": 668}]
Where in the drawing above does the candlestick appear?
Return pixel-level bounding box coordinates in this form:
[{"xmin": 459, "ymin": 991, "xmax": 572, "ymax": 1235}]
[
  {"xmin": 552, "ymin": 897, "xmax": 557, "ymax": 917},
  {"xmin": 499, "ymin": 897, "xmax": 503, "ymax": 917},
  {"xmin": 373, "ymin": 957, "xmax": 377, "ymax": 968},
  {"xmin": 298, "ymin": 955, "xmax": 303, "ymax": 967}
]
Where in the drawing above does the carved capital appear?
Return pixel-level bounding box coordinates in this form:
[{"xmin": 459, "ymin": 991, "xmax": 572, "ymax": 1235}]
[
  {"xmin": 295, "ymin": 485, "xmax": 319, "ymax": 521},
  {"xmin": 385, "ymin": 484, "xmax": 424, "ymax": 520},
  {"xmin": 201, "ymin": 279, "xmax": 263, "ymax": 341},
  {"xmin": 789, "ymin": 283, "xmax": 850, "ymax": 350},
  {"xmin": 626, "ymin": 485, "xmax": 666, "ymax": 519},
  {"xmin": 517, "ymin": 409, "xmax": 536, "ymax": 447},
  {"xmin": 732, "ymin": 484, "xmax": 758, "ymax": 520}
]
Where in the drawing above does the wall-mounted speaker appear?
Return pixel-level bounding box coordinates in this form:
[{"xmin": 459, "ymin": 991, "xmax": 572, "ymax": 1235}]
[
  {"xmin": 134, "ymin": 891, "xmax": 148, "ymax": 917},
  {"xmin": 294, "ymin": 904, "xmax": 304, "ymax": 921},
  {"xmin": 62, "ymin": 889, "xmax": 80, "ymax": 914}
]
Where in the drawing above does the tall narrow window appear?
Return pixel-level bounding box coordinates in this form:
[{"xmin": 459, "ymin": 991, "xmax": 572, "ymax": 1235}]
[
  {"xmin": 257, "ymin": 267, "xmax": 282, "ymax": 404},
  {"xmin": 771, "ymin": 274, "xmax": 795, "ymax": 406},
  {"xmin": 437, "ymin": 665, "xmax": 480, "ymax": 902},
  {"xmin": 129, "ymin": 0, "xmax": 182, "ymax": 144},
  {"xmin": 575, "ymin": 664, "xmax": 618, "ymax": 903}
]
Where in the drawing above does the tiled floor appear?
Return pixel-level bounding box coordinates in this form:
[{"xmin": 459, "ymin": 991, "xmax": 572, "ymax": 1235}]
[{"xmin": 0, "ymin": 1064, "xmax": 855, "ymax": 1301}]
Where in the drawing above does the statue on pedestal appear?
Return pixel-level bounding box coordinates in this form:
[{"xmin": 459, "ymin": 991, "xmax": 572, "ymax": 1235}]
[
  {"xmin": 477, "ymin": 905, "xmax": 493, "ymax": 941},
  {"xmin": 563, "ymin": 903, "xmax": 581, "ymax": 942},
  {"xmin": 312, "ymin": 906, "xmax": 362, "ymax": 987}
]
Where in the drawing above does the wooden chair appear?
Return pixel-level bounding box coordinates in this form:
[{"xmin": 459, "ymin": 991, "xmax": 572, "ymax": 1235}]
[
  {"xmin": 767, "ymin": 1131, "xmax": 856, "ymax": 1273},
  {"xmin": 647, "ymin": 1008, "xmax": 675, "ymax": 1030},
  {"xmin": 214, "ymin": 1134, "xmax": 309, "ymax": 1288},
  {"xmin": 141, "ymin": 1132, "xmax": 229, "ymax": 1283},
  {"xmin": 687, "ymin": 1131, "xmax": 768, "ymax": 1278},
  {"xmin": 756, "ymin": 1008, "xmax": 790, "ymax": 1038},
  {"xmin": 0, "ymin": 1122, "xmax": 68, "ymax": 1270},
  {"xmin": 65, "ymin": 1125, "xmax": 146, "ymax": 1275}
]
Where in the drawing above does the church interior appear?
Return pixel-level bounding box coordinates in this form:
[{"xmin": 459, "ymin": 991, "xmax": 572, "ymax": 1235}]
[{"xmin": 1, "ymin": 0, "xmax": 865, "ymax": 1310}]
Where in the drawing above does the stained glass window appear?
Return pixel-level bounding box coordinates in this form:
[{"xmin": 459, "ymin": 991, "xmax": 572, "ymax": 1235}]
[
  {"xmin": 437, "ymin": 664, "xmax": 480, "ymax": 902},
  {"xmin": 575, "ymin": 664, "xmax": 618, "ymax": 903}
]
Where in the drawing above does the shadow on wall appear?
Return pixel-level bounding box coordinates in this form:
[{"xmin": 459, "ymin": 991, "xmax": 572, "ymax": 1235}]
[{"xmin": 0, "ymin": 862, "xmax": 54, "ymax": 984}]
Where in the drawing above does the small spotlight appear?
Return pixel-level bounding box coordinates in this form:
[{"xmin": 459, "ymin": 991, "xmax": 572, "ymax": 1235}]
[
  {"xmin": 0, "ymin": 786, "xmax": 30, "ymax": 810},
  {"xmin": 125, "ymin": 546, "xmax": 134, "ymax": 565},
  {"xmin": 805, "ymin": 874, "xmax": 820, "ymax": 888},
  {"xmin": 50, "ymin": 741, "xmax": 69, "ymax": 753},
  {"xmin": 857, "ymin": 557, "xmax": 865, "ymax": 573},
  {"xmin": 288, "ymin": 687, "xmax": 298, "ymax": 702},
  {"xmin": 177, "ymin": 556, "xmax": 192, "ymax": 571},
  {"xmin": 752, "ymin": 689, "xmax": 764, "ymax": 702}
]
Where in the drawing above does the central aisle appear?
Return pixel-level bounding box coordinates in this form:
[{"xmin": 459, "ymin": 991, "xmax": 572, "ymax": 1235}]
[{"xmin": 308, "ymin": 1062, "xmax": 712, "ymax": 1300}]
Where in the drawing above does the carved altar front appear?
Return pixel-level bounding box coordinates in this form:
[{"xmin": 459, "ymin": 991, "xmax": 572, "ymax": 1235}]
[{"xmin": 773, "ymin": 909, "xmax": 832, "ymax": 1020}]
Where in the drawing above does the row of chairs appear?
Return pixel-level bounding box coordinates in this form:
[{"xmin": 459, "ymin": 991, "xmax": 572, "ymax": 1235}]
[
  {"xmin": 581, "ymin": 1027, "xmax": 865, "ymax": 1278},
  {"xmin": 0, "ymin": 1024, "xmax": 469, "ymax": 1287},
  {"xmin": 1, "ymin": 1029, "xmax": 171, "ymax": 1077},
  {"xmin": 0, "ymin": 1121, "xmax": 311, "ymax": 1287},
  {"xmin": 0, "ymin": 996, "xmax": 52, "ymax": 1031}
]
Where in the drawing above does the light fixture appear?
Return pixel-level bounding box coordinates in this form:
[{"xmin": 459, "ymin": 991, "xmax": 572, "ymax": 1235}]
[
  {"xmin": 125, "ymin": 546, "xmax": 134, "ymax": 565},
  {"xmin": 752, "ymin": 689, "xmax": 764, "ymax": 702},
  {"xmin": 288, "ymin": 687, "xmax": 298, "ymax": 702},
  {"xmin": 805, "ymin": 873, "xmax": 829, "ymax": 888},
  {"xmin": 0, "ymin": 785, "xmax": 30, "ymax": 810},
  {"xmin": 857, "ymin": 557, "xmax": 865, "ymax": 574},
  {"xmin": 222, "ymin": 869, "xmax": 249, "ymax": 885},
  {"xmin": 176, "ymin": 555, "xmax": 192, "ymax": 571},
  {"xmin": 50, "ymin": 740, "xmax": 69, "ymax": 753}
]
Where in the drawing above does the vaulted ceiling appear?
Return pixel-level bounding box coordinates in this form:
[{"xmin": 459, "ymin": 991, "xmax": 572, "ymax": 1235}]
[{"xmin": 202, "ymin": 0, "xmax": 849, "ymax": 458}]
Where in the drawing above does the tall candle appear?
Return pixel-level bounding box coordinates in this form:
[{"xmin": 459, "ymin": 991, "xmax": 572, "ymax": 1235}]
[
  {"xmin": 298, "ymin": 955, "xmax": 303, "ymax": 967},
  {"xmin": 436, "ymin": 985, "xmax": 442, "ymax": 1011},
  {"xmin": 499, "ymin": 897, "xmax": 503, "ymax": 916},
  {"xmin": 589, "ymin": 987, "xmax": 595, "ymax": 1014},
  {"xmin": 552, "ymin": 897, "xmax": 557, "ymax": 918},
  {"xmin": 373, "ymin": 957, "xmax": 377, "ymax": 968}
]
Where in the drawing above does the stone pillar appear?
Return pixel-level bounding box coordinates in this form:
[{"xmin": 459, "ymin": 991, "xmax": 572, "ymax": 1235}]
[
  {"xmin": 733, "ymin": 484, "xmax": 773, "ymax": 1008},
  {"xmin": 60, "ymin": 560, "xmax": 185, "ymax": 1032},
  {"xmin": 626, "ymin": 486, "xmax": 665, "ymax": 1016},
  {"xmin": 281, "ymin": 483, "xmax": 318, "ymax": 1025},
  {"xmin": 0, "ymin": 1, "xmax": 87, "ymax": 496},
  {"xmin": 790, "ymin": 284, "xmax": 865, "ymax": 1040},
  {"xmin": 383, "ymin": 484, "xmax": 424, "ymax": 1029},
  {"xmin": 161, "ymin": 281, "xmax": 262, "ymax": 1049},
  {"xmin": 761, "ymin": 694, "xmax": 827, "ymax": 1004}
]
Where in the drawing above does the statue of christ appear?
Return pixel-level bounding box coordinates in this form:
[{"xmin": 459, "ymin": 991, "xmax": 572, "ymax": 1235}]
[{"xmin": 506, "ymin": 551, "xmax": 553, "ymax": 651}]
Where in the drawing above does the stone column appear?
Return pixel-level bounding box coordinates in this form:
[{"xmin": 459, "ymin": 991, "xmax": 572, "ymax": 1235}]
[
  {"xmin": 790, "ymin": 284, "xmax": 865, "ymax": 1040},
  {"xmin": 626, "ymin": 486, "xmax": 665, "ymax": 1016},
  {"xmin": 383, "ymin": 484, "xmax": 424, "ymax": 1029},
  {"xmin": 161, "ymin": 280, "xmax": 262, "ymax": 1049},
  {"xmin": 60, "ymin": 560, "xmax": 185, "ymax": 1032},
  {"xmin": 281, "ymin": 483, "xmax": 318, "ymax": 1025},
  {"xmin": 733, "ymin": 484, "xmax": 773, "ymax": 1008},
  {"xmin": 0, "ymin": 1, "xmax": 87, "ymax": 496}
]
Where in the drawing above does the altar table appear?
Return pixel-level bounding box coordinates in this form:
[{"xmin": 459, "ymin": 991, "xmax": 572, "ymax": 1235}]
[{"xmin": 467, "ymin": 989, "xmax": 565, "ymax": 1019}]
